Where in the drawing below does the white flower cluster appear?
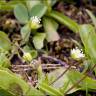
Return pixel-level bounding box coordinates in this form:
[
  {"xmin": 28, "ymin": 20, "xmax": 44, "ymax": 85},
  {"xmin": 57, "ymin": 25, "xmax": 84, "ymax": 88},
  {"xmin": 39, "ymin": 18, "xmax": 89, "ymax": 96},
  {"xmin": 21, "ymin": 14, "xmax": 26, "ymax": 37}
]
[
  {"xmin": 30, "ymin": 16, "xmax": 41, "ymax": 24},
  {"xmin": 71, "ymin": 47, "xmax": 85, "ymax": 60}
]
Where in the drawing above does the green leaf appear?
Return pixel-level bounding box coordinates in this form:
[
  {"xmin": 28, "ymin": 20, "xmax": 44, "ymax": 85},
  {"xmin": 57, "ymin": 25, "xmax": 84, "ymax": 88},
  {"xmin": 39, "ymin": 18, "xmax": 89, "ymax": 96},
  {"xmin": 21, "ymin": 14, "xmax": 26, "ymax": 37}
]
[
  {"xmin": 26, "ymin": 0, "xmax": 41, "ymax": 11},
  {"xmin": 68, "ymin": 69, "xmax": 96, "ymax": 90},
  {"xmin": 42, "ymin": 0, "xmax": 52, "ymax": 12},
  {"xmin": 0, "ymin": 0, "xmax": 26, "ymax": 10},
  {"xmin": 49, "ymin": 11, "xmax": 79, "ymax": 32},
  {"xmin": 86, "ymin": 9, "xmax": 96, "ymax": 29},
  {"xmin": 43, "ymin": 17, "xmax": 60, "ymax": 42},
  {"xmin": 0, "ymin": 1, "xmax": 13, "ymax": 10},
  {"xmin": 0, "ymin": 87, "xmax": 15, "ymax": 96},
  {"xmin": 79, "ymin": 24, "xmax": 96, "ymax": 64},
  {"xmin": 0, "ymin": 31, "xmax": 11, "ymax": 51},
  {"xmin": 0, "ymin": 69, "xmax": 44, "ymax": 96},
  {"xmin": 21, "ymin": 24, "xmax": 31, "ymax": 43},
  {"xmin": 39, "ymin": 83, "xmax": 63, "ymax": 96},
  {"xmin": 0, "ymin": 53, "xmax": 10, "ymax": 68},
  {"xmin": 30, "ymin": 3, "xmax": 47, "ymax": 18},
  {"xmin": 14, "ymin": 4, "xmax": 29, "ymax": 24},
  {"xmin": 45, "ymin": 68, "xmax": 96, "ymax": 94},
  {"xmin": 51, "ymin": 18, "xmax": 59, "ymax": 30},
  {"xmin": 46, "ymin": 68, "xmax": 79, "ymax": 94},
  {"xmin": 33, "ymin": 33, "xmax": 46, "ymax": 49},
  {"xmin": 23, "ymin": 45, "xmax": 37, "ymax": 59},
  {"xmin": 30, "ymin": 50, "xmax": 37, "ymax": 59}
]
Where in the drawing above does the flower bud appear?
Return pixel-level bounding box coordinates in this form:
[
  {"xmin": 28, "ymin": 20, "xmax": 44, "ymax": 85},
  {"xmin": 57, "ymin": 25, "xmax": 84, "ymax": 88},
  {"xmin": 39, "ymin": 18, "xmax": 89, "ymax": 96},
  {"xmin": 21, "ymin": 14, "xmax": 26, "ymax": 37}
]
[{"xmin": 23, "ymin": 52, "xmax": 32, "ymax": 62}]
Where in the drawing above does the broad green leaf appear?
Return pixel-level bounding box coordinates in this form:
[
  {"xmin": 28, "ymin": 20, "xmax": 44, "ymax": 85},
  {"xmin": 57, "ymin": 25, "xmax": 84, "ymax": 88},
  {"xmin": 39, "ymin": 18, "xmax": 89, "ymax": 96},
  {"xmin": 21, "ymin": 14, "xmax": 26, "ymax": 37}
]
[
  {"xmin": 68, "ymin": 69, "xmax": 96, "ymax": 90},
  {"xmin": 86, "ymin": 9, "xmax": 96, "ymax": 29},
  {"xmin": 43, "ymin": 17, "xmax": 60, "ymax": 42},
  {"xmin": 30, "ymin": 3, "xmax": 47, "ymax": 18},
  {"xmin": 33, "ymin": 33, "xmax": 46, "ymax": 49},
  {"xmin": 0, "ymin": 69, "xmax": 44, "ymax": 96},
  {"xmin": 0, "ymin": 53, "xmax": 10, "ymax": 68},
  {"xmin": 21, "ymin": 24, "xmax": 31, "ymax": 43},
  {"xmin": 26, "ymin": 0, "xmax": 40, "ymax": 11},
  {"xmin": 49, "ymin": 11, "xmax": 79, "ymax": 32},
  {"xmin": 14, "ymin": 4, "xmax": 29, "ymax": 24},
  {"xmin": 79, "ymin": 24, "xmax": 96, "ymax": 64},
  {"xmin": 46, "ymin": 68, "xmax": 79, "ymax": 94},
  {"xmin": 45, "ymin": 68, "xmax": 96, "ymax": 94},
  {"xmin": 0, "ymin": 31, "xmax": 11, "ymax": 51},
  {"xmin": 26, "ymin": 87, "xmax": 44, "ymax": 96},
  {"xmin": 39, "ymin": 83, "xmax": 63, "ymax": 96},
  {"xmin": 0, "ymin": 87, "xmax": 15, "ymax": 96}
]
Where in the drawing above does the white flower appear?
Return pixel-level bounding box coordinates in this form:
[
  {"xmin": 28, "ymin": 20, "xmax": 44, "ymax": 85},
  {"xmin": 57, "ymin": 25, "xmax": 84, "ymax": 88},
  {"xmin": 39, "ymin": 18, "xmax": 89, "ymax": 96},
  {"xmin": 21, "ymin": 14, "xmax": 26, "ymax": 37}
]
[
  {"xmin": 30, "ymin": 16, "xmax": 41, "ymax": 29},
  {"xmin": 71, "ymin": 47, "xmax": 85, "ymax": 60},
  {"xmin": 31, "ymin": 16, "xmax": 41, "ymax": 24}
]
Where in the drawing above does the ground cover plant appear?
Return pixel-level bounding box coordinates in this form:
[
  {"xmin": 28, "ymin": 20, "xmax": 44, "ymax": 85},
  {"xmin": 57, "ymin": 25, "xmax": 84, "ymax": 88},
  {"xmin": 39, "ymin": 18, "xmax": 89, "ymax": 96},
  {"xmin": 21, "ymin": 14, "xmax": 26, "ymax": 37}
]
[{"xmin": 0, "ymin": 0, "xmax": 96, "ymax": 96}]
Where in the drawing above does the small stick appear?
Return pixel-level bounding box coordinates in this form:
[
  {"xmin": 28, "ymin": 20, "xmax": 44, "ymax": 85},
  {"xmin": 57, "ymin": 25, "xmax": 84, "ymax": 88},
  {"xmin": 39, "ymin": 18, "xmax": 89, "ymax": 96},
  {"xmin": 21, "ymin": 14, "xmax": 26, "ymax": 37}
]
[
  {"xmin": 49, "ymin": 64, "xmax": 72, "ymax": 85},
  {"xmin": 41, "ymin": 55, "xmax": 68, "ymax": 67}
]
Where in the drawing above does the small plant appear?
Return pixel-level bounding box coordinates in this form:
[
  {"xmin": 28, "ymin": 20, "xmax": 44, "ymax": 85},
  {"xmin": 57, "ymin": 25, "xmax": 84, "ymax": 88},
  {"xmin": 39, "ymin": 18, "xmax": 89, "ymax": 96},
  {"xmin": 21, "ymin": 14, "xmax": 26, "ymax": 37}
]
[
  {"xmin": 3, "ymin": 4, "xmax": 96, "ymax": 95},
  {"xmin": 14, "ymin": 2, "xmax": 47, "ymax": 49},
  {"xmin": 13, "ymin": 0, "xmax": 80, "ymax": 61},
  {"xmin": 1, "ymin": 0, "xmax": 96, "ymax": 96}
]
